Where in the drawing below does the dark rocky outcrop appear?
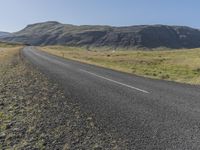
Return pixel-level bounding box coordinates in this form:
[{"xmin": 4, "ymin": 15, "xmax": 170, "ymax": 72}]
[{"xmin": 1, "ymin": 21, "xmax": 200, "ymax": 49}]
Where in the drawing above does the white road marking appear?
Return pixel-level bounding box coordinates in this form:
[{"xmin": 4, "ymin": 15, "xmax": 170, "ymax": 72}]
[
  {"xmin": 28, "ymin": 48, "xmax": 149, "ymax": 94},
  {"xmin": 80, "ymin": 69, "xmax": 149, "ymax": 94}
]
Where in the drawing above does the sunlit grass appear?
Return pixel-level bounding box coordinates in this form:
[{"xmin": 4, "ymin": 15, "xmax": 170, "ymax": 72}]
[
  {"xmin": 40, "ymin": 46, "xmax": 200, "ymax": 84},
  {"xmin": 0, "ymin": 46, "xmax": 22, "ymax": 62}
]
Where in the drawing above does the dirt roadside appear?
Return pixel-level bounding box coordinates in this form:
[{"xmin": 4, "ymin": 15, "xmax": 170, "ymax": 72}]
[{"xmin": 0, "ymin": 48, "xmax": 127, "ymax": 149}]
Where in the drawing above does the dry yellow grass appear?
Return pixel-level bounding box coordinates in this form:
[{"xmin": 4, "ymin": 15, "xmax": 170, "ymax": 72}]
[
  {"xmin": 0, "ymin": 47, "xmax": 21, "ymax": 62},
  {"xmin": 0, "ymin": 41, "xmax": 23, "ymax": 62},
  {"xmin": 40, "ymin": 46, "xmax": 200, "ymax": 85}
]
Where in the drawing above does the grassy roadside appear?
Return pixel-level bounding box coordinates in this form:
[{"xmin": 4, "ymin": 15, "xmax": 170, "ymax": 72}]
[
  {"xmin": 0, "ymin": 41, "xmax": 23, "ymax": 48},
  {"xmin": 40, "ymin": 46, "xmax": 200, "ymax": 85},
  {"xmin": 0, "ymin": 45, "xmax": 126, "ymax": 149}
]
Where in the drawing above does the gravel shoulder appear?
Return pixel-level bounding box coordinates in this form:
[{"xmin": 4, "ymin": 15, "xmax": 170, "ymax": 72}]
[{"xmin": 0, "ymin": 48, "xmax": 126, "ymax": 149}]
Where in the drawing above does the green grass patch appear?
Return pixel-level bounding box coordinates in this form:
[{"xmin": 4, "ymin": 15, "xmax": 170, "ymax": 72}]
[{"xmin": 0, "ymin": 112, "xmax": 12, "ymax": 132}]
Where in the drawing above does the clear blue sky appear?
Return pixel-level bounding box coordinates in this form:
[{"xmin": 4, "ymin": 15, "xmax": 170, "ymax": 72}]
[{"xmin": 0, "ymin": 0, "xmax": 199, "ymax": 32}]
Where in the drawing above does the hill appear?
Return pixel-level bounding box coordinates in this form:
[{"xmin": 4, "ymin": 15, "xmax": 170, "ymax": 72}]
[
  {"xmin": 2, "ymin": 21, "xmax": 200, "ymax": 49},
  {"xmin": 0, "ymin": 31, "xmax": 12, "ymax": 38}
]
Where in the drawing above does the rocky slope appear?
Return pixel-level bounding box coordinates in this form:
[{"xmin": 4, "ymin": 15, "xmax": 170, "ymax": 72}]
[{"xmin": 2, "ymin": 21, "xmax": 200, "ymax": 49}]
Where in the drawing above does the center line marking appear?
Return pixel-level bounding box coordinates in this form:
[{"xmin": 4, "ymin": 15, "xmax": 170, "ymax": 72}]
[{"xmin": 80, "ymin": 69, "xmax": 149, "ymax": 94}]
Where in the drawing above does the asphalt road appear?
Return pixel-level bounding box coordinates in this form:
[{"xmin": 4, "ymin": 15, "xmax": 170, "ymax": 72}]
[{"xmin": 22, "ymin": 46, "xmax": 200, "ymax": 149}]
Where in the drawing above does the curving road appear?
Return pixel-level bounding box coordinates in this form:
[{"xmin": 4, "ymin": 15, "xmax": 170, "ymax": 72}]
[{"xmin": 22, "ymin": 46, "xmax": 200, "ymax": 149}]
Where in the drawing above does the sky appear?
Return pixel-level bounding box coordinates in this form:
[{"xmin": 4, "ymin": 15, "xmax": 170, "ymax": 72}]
[{"xmin": 0, "ymin": 0, "xmax": 200, "ymax": 32}]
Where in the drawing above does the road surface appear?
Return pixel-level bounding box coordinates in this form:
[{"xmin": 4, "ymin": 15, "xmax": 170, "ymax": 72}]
[{"xmin": 22, "ymin": 46, "xmax": 200, "ymax": 149}]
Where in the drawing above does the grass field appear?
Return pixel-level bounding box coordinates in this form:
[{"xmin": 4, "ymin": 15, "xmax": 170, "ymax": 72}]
[
  {"xmin": 0, "ymin": 41, "xmax": 22, "ymax": 48},
  {"xmin": 0, "ymin": 43, "xmax": 23, "ymax": 63},
  {"xmin": 40, "ymin": 46, "xmax": 200, "ymax": 85}
]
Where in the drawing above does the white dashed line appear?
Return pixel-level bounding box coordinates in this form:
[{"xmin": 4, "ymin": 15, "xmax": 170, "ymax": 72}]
[{"xmin": 80, "ymin": 69, "xmax": 149, "ymax": 94}]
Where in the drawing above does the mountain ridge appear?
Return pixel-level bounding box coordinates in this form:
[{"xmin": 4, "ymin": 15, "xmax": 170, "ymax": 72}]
[
  {"xmin": 0, "ymin": 31, "xmax": 12, "ymax": 38},
  {"xmin": 2, "ymin": 21, "xmax": 200, "ymax": 49}
]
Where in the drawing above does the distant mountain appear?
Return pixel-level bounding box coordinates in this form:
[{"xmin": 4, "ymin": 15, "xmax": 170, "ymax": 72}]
[
  {"xmin": 0, "ymin": 31, "xmax": 12, "ymax": 38},
  {"xmin": 2, "ymin": 21, "xmax": 200, "ymax": 49}
]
